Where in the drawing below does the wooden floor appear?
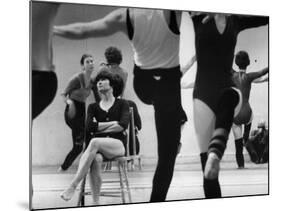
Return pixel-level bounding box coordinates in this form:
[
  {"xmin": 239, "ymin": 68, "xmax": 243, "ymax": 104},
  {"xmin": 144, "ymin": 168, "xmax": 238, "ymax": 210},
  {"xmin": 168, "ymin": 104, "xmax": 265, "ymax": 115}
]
[{"xmin": 31, "ymin": 161, "xmax": 268, "ymax": 210}]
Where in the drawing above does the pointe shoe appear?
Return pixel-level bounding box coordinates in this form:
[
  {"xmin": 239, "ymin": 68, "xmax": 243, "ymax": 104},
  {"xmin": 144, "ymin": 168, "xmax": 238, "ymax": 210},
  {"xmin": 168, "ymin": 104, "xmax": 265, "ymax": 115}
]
[
  {"xmin": 204, "ymin": 153, "xmax": 220, "ymax": 179},
  {"xmin": 60, "ymin": 187, "xmax": 75, "ymax": 201}
]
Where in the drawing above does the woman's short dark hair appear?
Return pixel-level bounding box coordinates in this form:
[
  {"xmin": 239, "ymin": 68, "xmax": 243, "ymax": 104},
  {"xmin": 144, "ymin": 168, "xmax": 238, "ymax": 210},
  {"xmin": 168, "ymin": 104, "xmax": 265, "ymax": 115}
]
[
  {"xmin": 235, "ymin": 51, "xmax": 250, "ymax": 69},
  {"xmin": 104, "ymin": 47, "xmax": 122, "ymax": 65},
  {"xmin": 80, "ymin": 54, "xmax": 93, "ymax": 66},
  {"xmin": 94, "ymin": 70, "xmax": 124, "ymax": 97}
]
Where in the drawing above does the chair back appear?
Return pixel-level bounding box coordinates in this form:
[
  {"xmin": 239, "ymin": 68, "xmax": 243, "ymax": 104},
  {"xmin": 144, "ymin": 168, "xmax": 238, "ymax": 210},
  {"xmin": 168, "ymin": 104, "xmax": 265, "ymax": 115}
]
[{"xmin": 126, "ymin": 107, "xmax": 137, "ymax": 156}]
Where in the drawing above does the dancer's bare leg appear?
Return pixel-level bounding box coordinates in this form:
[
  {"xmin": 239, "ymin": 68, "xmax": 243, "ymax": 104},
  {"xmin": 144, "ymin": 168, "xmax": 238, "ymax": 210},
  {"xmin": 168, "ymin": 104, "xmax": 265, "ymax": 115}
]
[
  {"xmin": 193, "ymin": 99, "xmax": 215, "ymax": 154},
  {"xmin": 193, "ymin": 99, "xmax": 222, "ymax": 198},
  {"xmin": 89, "ymin": 154, "xmax": 103, "ymax": 205},
  {"xmin": 204, "ymin": 128, "xmax": 228, "ymax": 179},
  {"xmin": 60, "ymin": 137, "xmax": 124, "ymax": 201}
]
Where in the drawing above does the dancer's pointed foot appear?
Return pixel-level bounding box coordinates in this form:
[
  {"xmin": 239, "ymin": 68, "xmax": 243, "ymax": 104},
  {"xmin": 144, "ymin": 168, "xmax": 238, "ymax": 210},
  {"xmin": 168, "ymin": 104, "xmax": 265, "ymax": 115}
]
[
  {"xmin": 204, "ymin": 152, "xmax": 220, "ymax": 179},
  {"xmin": 60, "ymin": 186, "xmax": 75, "ymax": 201}
]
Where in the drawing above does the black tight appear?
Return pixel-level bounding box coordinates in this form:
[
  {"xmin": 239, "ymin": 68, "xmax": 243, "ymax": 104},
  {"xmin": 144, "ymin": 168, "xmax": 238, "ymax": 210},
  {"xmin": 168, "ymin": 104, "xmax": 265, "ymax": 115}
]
[
  {"xmin": 133, "ymin": 65, "xmax": 184, "ymax": 202},
  {"xmin": 209, "ymin": 88, "xmax": 240, "ymax": 159},
  {"xmin": 61, "ymin": 100, "xmax": 86, "ymax": 170},
  {"xmin": 243, "ymin": 122, "xmax": 252, "ymax": 142},
  {"xmin": 234, "ymin": 123, "xmax": 252, "ymax": 167},
  {"xmin": 235, "ymin": 138, "xmax": 244, "ymax": 167}
]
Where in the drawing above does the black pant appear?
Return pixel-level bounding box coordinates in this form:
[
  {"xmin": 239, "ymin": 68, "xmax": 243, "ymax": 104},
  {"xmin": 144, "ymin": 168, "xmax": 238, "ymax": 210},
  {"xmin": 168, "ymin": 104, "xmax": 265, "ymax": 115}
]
[
  {"xmin": 133, "ymin": 65, "xmax": 184, "ymax": 202},
  {"xmin": 32, "ymin": 70, "xmax": 57, "ymax": 119},
  {"xmin": 61, "ymin": 100, "xmax": 86, "ymax": 170}
]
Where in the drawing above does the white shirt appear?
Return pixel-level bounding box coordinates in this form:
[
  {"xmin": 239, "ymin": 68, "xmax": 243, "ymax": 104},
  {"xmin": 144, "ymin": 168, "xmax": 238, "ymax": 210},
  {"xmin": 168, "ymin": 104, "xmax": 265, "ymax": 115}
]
[{"xmin": 130, "ymin": 8, "xmax": 180, "ymax": 69}]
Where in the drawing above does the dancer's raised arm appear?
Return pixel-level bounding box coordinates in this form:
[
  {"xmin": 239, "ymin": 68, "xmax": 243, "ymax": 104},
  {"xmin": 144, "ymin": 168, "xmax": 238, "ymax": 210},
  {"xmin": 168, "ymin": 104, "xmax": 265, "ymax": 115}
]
[{"xmin": 54, "ymin": 8, "xmax": 127, "ymax": 39}]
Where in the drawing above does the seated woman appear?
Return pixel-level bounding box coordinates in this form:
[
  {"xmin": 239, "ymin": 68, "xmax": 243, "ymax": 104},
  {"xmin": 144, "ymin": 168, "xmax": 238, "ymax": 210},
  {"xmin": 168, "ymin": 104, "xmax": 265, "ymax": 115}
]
[
  {"xmin": 247, "ymin": 120, "xmax": 269, "ymax": 164},
  {"xmin": 60, "ymin": 70, "xmax": 130, "ymax": 204}
]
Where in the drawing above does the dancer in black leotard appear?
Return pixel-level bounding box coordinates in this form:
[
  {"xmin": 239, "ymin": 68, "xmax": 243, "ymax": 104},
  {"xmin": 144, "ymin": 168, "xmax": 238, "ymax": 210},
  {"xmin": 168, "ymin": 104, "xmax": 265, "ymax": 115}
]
[
  {"xmin": 191, "ymin": 13, "xmax": 268, "ymax": 198},
  {"xmin": 231, "ymin": 51, "xmax": 268, "ymax": 167}
]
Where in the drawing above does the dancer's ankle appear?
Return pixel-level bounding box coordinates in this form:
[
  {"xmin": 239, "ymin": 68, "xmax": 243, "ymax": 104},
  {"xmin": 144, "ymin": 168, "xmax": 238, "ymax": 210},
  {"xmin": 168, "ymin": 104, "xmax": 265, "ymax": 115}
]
[{"xmin": 208, "ymin": 152, "xmax": 220, "ymax": 160}]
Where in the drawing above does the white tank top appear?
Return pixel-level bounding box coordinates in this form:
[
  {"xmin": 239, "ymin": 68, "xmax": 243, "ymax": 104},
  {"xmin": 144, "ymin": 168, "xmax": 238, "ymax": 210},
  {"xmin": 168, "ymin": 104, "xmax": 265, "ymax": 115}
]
[{"xmin": 130, "ymin": 8, "xmax": 180, "ymax": 69}]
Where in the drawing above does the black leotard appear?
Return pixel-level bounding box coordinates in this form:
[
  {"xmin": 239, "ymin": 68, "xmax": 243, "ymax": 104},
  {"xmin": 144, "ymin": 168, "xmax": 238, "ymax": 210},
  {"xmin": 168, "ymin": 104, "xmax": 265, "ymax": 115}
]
[{"xmin": 192, "ymin": 15, "xmax": 268, "ymax": 114}]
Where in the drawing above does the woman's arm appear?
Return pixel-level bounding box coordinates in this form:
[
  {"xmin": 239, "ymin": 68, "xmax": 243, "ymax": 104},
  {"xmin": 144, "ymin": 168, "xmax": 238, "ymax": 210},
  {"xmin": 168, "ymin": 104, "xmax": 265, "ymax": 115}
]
[
  {"xmin": 181, "ymin": 55, "xmax": 196, "ymax": 75},
  {"xmin": 248, "ymin": 67, "xmax": 269, "ymax": 82},
  {"xmin": 181, "ymin": 82, "xmax": 195, "ymax": 89},
  {"xmin": 86, "ymin": 104, "xmax": 127, "ymax": 135},
  {"xmin": 253, "ymin": 74, "xmax": 269, "ymax": 83},
  {"xmin": 236, "ymin": 15, "xmax": 268, "ymax": 32},
  {"xmin": 97, "ymin": 122, "xmax": 124, "ymax": 133},
  {"xmin": 97, "ymin": 100, "xmax": 130, "ymax": 133},
  {"xmin": 100, "ymin": 100, "xmax": 130, "ymax": 134},
  {"xmin": 53, "ymin": 8, "xmax": 127, "ymax": 39},
  {"xmin": 61, "ymin": 75, "xmax": 80, "ymax": 103}
]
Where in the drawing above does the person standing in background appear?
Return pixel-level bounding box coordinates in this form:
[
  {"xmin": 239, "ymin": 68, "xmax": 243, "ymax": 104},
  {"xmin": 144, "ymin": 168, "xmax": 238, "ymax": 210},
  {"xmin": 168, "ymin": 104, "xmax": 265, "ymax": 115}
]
[
  {"xmin": 231, "ymin": 51, "xmax": 268, "ymax": 168},
  {"xmin": 58, "ymin": 54, "xmax": 95, "ymax": 172},
  {"xmin": 94, "ymin": 46, "xmax": 128, "ymax": 101}
]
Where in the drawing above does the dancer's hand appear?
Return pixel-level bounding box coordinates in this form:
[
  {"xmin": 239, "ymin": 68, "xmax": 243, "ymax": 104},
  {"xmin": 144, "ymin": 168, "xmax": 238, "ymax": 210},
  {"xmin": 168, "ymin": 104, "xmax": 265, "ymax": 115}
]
[{"xmin": 189, "ymin": 12, "xmax": 214, "ymax": 24}]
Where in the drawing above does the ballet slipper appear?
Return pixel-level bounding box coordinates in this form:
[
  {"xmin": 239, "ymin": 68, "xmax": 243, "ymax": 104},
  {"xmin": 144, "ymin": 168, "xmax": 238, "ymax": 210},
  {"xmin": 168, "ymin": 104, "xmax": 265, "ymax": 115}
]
[{"xmin": 204, "ymin": 152, "xmax": 220, "ymax": 179}]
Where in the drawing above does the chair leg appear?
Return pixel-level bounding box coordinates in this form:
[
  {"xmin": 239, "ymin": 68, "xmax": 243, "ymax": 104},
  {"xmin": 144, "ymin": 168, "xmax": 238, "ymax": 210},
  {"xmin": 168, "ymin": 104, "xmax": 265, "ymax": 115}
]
[
  {"xmin": 138, "ymin": 158, "xmax": 142, "ymax": 170},
  {"xmin": 118, "ymin": 162, "xmax": 126, "ymax": 203},
  {"xmin": 104, "ymin": 161, "xmax": 112, "ymax": 171},
  {"xmin": 131, "ymin": 159, "xmax": 135, "ymax": 171},
  {"xmin": 77, "ymin": 176, "xmax": 86, "ymax": 206},
  {"xmin": 122, "ymin": 162, "xmax": 132, "ymax": 203}
]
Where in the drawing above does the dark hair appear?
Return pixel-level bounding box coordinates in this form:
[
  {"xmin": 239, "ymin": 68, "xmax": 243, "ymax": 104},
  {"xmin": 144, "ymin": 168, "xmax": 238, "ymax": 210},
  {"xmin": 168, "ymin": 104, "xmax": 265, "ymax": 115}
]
[
  {"xmin": 235, "ymin": 51, "xmax": 250, "ymax": 69},
  {"xmin": 94, "ymin": 70, "xmax": 124, "ymax": 97},
  {"xmin": 104, "ymin": 47, "xmax": 122, "ymax": 65},
  {"xmin": 80, "ymin": 54, "xmax": 93, "ymax": 66}
]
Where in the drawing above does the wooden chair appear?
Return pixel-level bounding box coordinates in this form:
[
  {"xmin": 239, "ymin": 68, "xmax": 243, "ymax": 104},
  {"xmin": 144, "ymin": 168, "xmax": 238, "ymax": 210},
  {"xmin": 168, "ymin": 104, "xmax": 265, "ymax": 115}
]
[
  {"xmin": 77, "ymin": 107, "xmax": 140, "ymax": 206},
  {"xmin": 126, "ymin": 107, "xmax": 142, "ymax": 170},
  {"xmin": 77, "ymin": 156, "xmax": 132, "ymax": 206}
]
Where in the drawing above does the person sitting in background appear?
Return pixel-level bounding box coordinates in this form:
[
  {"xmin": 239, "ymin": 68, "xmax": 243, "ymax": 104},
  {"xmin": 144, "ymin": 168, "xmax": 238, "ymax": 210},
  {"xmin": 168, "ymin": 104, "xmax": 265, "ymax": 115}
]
[{"xmin": 247, "ymin": 120, "xmax": 269, "ymax": 164}]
